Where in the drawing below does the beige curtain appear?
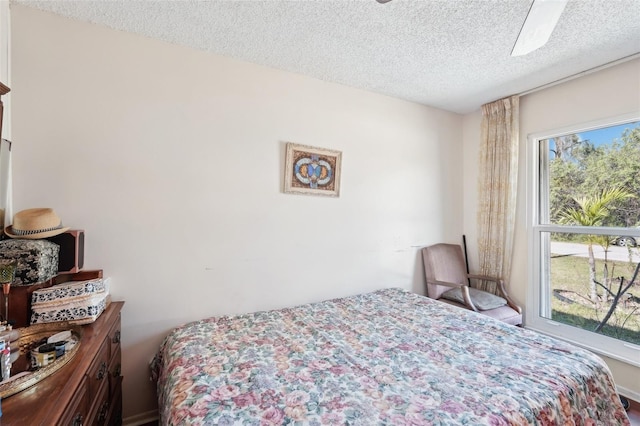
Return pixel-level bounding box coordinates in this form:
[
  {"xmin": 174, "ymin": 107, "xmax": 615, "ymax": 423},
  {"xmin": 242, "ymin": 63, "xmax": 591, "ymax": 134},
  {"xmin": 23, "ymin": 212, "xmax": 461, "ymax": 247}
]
[{"xmin": 477, "ymin": 96, "xmax": 519, "ymax": 293}]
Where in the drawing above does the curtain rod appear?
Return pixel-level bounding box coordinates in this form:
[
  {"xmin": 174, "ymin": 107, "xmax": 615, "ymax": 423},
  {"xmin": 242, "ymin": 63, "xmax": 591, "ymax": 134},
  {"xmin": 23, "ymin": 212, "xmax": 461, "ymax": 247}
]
[{"xmin": 518, "ymin": 53, "xmax": 640, "ymax": 97}]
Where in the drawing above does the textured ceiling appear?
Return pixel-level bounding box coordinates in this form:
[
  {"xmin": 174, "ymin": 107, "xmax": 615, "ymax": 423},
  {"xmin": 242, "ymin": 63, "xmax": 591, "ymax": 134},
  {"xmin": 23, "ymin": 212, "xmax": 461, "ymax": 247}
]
[{"xmin": 13, "ymin": 0, "xmax": 640, "ymax": 114}]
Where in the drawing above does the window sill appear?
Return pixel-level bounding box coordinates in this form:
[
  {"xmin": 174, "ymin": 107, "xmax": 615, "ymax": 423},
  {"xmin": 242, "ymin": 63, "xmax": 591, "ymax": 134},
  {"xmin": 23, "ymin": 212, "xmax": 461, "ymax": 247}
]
[{"xmin": 524, "ymin": 324, "xmax": 640, "ymax": 368}]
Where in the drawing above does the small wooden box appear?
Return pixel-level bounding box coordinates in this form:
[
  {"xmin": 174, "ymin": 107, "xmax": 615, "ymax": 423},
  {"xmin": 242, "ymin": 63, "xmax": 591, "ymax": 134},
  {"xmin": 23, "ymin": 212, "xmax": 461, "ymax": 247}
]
[{"xmin": 46, "ymin": 230, "xmax": 85, "ymax": 274}]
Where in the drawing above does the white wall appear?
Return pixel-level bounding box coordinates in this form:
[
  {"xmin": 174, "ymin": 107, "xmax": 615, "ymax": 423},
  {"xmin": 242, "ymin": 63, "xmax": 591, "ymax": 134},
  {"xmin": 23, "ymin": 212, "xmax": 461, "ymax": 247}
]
[
  {"xmin": 10, "ymin": 5, "xmax": 463, "ymax": 418},
  {"xmin": 0, "ymin": 1, "xmax": 10, "ymax": 134},
  {"xmin": 463, "ymin": 58, "xmax": 640, "ymax": 397}
]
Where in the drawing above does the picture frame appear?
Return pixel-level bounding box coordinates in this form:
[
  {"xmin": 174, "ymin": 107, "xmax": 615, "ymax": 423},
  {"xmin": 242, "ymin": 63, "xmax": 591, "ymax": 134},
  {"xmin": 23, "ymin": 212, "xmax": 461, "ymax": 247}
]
[{"xmin": 284, "ymin": 143, "xmax": 342, "ymax": 197}]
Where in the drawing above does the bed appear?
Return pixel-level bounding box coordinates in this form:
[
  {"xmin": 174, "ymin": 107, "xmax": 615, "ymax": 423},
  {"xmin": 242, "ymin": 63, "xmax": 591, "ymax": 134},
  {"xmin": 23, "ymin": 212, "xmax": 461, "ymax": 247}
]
[{"xmin": 153, "ymin": 288, "xmax": 630, "ymax": 425}]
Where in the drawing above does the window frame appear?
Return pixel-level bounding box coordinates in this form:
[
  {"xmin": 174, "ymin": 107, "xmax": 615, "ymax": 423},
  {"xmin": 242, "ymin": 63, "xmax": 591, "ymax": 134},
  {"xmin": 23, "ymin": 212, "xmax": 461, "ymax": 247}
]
[{"xmin": 526, "ymin": 113, "xmax": 640, "ymax": 367}]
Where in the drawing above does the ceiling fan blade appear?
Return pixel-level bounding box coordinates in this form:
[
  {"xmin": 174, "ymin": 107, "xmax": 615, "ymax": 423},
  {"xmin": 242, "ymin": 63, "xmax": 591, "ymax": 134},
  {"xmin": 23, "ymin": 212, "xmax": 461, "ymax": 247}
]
[
  {"xmin": 511, "ymin": 0, "xmax": 568, "ymax": 56},
  {"xmin": 376, "ymin": 0, "xmax": 393, "ymax": 3}
]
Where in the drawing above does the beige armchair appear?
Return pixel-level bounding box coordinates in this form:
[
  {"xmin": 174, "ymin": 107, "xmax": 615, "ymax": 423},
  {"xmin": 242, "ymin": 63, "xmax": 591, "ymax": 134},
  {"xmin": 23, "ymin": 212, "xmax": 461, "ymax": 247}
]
[{"xmin": 421, "ymin": 243, "xmax": 522, "ymax": 326}]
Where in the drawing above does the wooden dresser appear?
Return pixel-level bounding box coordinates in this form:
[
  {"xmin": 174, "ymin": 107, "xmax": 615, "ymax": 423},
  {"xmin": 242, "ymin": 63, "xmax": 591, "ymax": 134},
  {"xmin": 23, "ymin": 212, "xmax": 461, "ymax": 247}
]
[{"xmin": 1, "ymin": 301, "xmax": 124, "ymax": 425}]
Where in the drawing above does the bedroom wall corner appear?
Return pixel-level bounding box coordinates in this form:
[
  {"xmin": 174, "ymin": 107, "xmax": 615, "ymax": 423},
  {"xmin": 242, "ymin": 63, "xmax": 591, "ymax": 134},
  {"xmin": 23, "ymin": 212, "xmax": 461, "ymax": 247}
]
[{"xmin": 461, "ymin": 110, "xmax": 482, "ymax": 275}]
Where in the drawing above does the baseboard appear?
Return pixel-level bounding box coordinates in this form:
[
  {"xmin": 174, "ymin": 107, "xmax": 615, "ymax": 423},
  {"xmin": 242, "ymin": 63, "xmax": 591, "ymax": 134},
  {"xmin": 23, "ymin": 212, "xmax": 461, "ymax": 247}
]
[
  {"xmin": 617, "ymin": 385, "xmax": 640, "ymax": 407},
  {"xmin": 123, "ymin": 409, "xmax": 159, "ymax": 426}
]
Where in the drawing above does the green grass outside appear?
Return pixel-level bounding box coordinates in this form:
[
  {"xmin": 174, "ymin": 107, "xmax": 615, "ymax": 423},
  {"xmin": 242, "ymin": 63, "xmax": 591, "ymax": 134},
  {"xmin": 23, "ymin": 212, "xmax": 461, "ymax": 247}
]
[{"xmin": 549, "ymin": 253, "xmax": 640, "ymax": 345}]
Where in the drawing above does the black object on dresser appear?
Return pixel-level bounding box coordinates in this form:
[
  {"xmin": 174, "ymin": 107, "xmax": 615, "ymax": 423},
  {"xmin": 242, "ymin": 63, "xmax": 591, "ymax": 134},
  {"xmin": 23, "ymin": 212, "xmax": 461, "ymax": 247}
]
[
  {"xmin": 2, "ymin": 301, "xmax": 124, "ymax": 425},
  {"xmin": 46, "ymin": 230, "xmax": 85, "ymax": 274}
]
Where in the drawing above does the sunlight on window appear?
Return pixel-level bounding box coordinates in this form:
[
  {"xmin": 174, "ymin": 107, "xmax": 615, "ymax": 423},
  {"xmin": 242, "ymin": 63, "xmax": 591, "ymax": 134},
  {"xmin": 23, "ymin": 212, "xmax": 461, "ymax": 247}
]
[
  {"xmin": 543, "ymin": 232, "xmax": 639, "ymax": 346},
  {"xmin": 546, "ymin": 121, "xmax": 640, "ymax": 228},
  {"xmin": 533, "ymin": 120, "xmax": 640, "ymax": 353}
]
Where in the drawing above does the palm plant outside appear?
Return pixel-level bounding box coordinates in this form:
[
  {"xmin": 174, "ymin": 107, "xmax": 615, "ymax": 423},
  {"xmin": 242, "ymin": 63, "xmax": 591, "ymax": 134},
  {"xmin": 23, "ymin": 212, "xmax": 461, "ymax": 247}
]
[{"xmin": 560, "ymin": 187, "xmax": 635, "ymax": 303}]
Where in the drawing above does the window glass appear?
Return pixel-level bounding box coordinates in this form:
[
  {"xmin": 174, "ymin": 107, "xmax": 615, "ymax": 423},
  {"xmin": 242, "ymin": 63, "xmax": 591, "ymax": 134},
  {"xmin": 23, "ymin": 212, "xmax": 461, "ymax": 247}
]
[
  {"xmin": 530, "ymin": 119, "xmax": 640, "ymax": 363},
  {"xmin": 545, "ymin": 122, "xmax": 640, "ymax": 227},
  {"xmin": 541, "ymin": 231, "xmax": 639, "ymax": 346}
]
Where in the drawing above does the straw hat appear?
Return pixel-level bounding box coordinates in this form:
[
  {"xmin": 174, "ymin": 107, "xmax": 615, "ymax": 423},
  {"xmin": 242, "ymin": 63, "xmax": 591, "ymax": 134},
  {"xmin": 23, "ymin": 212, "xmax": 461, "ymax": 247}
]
[{"xmin": 4, "ymin": 208, "xmax": 69, "ymax": 239}]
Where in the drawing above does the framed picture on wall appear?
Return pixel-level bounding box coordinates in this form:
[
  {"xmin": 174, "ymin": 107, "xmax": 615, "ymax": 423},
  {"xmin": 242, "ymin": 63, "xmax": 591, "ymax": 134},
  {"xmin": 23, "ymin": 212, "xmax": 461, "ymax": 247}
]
[{"xmin": 284, "ymin": 143, "xmax": 342, "ymax": 197}]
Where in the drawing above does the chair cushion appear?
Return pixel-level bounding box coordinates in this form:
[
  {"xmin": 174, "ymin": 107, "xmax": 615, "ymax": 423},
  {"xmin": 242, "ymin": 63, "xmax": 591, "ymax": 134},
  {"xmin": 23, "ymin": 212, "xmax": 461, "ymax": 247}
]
[
  {"xmin": 441, "ymin": 287, "xmax": 507, "ymax": 311},
  {"xmin": 482, "ymin": 305, "xmax": 523, "ymax": 326}
]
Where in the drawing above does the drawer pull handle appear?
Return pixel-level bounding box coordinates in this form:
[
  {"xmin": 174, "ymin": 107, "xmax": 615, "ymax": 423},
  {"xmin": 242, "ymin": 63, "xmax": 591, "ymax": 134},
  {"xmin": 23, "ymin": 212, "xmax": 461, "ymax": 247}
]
[
  {"xmin": 113, "ymin": 363, "xmax": 122, "ymax": 377},
  {"xmin": 97, "ymin": 401, "xmax": 109, "ymax": 423},
  {"xmin": 96, "ymin": 362, "xmax": 107, "ymax": 380},
  {"xmin": 72, "ymin": 414, "xmax": 83, "ymax": 426},
  {"xmin": 112, "ymin": 330, "xmax": 121, "ymax": 344}
]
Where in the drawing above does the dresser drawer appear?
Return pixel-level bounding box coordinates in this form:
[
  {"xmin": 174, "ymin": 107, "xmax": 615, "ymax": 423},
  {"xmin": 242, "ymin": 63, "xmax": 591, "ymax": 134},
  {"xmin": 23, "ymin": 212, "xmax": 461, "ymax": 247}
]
[
  {"xmin": 108, "ymin": 314, "xmax": 121, "ymax": 359},
  {"xmin": 107, "ymin": 384, "xmax": 123, "ymax": 426},
  {"xmin": 108, "ymin": 346, "xmax": 122, "ymax": 398},
  {"xmin": 87, "ymin": 376, "xmax": 110, "ymax": 426},
  {"xmin": 86, "ymin": 339, "xmax": 110, "ymax": 402},
  {"xmin": 58, "ymin": 376, "xmax": 89, "ymax": 426}
]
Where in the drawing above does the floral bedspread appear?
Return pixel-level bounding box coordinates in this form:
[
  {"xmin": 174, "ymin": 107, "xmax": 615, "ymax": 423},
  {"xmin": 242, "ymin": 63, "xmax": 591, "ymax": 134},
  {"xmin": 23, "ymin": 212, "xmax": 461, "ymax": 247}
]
[{"xmin": 154, "ymin": 288, "xmax": 629, "ymax": 425}]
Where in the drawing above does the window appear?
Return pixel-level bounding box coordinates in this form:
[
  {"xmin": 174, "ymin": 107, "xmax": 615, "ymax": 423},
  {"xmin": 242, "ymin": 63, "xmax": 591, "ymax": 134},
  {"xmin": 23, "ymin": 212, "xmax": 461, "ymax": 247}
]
[{"xmin": 527, "ymin": 115, "xmax": 640, "ymax": 366}]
